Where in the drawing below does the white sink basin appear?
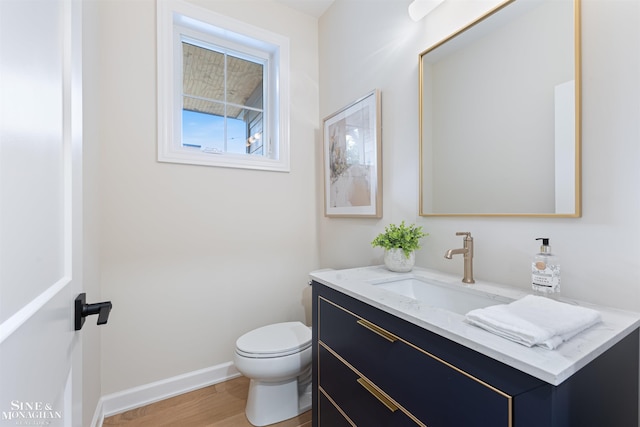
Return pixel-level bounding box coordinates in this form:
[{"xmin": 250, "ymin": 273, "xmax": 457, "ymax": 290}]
[{"xmin": 369, "ymin": 276, "xmax": 512, "ymax": 315}]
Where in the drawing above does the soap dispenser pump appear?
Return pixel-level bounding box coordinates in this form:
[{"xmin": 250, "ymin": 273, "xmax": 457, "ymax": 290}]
[{"xmin": 532, "ymin": 238, "xmax": 560, "ymax": 295}]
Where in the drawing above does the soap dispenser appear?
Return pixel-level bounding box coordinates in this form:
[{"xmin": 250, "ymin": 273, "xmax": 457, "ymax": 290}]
[{"xmin": 532, "ymin": 238, "xmax": 560, "ymax": 295}]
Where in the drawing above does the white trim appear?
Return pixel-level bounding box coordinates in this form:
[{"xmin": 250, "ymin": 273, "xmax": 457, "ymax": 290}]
[
  {"xmin": 0, "ymin": 276, "xmax": 71, "ymax": 344},
  {"xmin": 96, "ymin": 362, "xmax": 241, "ymax": 423},
  {"xmin": 89, "ymin": 399, "xmax": 104, "ymax": 427}
]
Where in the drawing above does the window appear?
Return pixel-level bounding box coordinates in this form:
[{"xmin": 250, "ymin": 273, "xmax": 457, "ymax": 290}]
[
  {"xmin": 181, "ymin": 40, "xmax": 265, "ymax": 154},
  {"xmin": 157, "ymin": 0, "xmax": 290, "ymax": 171}
]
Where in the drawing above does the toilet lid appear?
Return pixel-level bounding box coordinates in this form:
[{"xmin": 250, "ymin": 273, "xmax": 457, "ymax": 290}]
[{"xmin": 236, "ymin": 321, "xmax": 312, "ymax": 358}]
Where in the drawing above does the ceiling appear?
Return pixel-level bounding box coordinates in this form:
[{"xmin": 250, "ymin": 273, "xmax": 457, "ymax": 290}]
[
  {"xmin": 182, "ymin": 42, "xmax": 264, "ymax": 118},
  {"xmin": 275, "ymin": 0, "xmax": 335, "ymax": 18}
]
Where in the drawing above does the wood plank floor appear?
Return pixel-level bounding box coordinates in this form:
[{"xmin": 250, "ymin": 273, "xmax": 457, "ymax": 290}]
[{"xmin": 103, "ymin": 376, "xmax": 312, "ymax": 427}]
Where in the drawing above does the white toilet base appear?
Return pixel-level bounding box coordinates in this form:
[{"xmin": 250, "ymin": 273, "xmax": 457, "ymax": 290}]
[
  {"xmin": 234, "ymin": 322, "xmax": 313, "ymax": 426},
  {"xmin": 245, "ymin": 377, "xmax": 309, "ymax": 426}
]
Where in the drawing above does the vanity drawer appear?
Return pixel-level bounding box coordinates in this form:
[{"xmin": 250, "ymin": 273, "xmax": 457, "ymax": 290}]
[
  {"xmin": 318, "ymin": 296, "xmax": 511, "ymax": 426},
  {"xmin": 319, "ymin": 344, "xmax": 422, "ymax": 426},
  {"xmin": 317, "ymin": 391, "xmax": 352, "ymax": 427},
  {"xmin": 318, "ymin": 296, "xmax": 398, "ymax": 372}
]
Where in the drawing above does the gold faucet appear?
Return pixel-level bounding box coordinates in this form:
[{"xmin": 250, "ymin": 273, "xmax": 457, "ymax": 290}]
[{"xmin": 444, "ymin": 232, "xmax": 475, "ymax": 284}]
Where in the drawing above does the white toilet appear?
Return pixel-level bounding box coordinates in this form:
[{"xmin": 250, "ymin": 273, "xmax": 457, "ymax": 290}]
[{"xmin": 234, "ymin": 321, "xmax": 313, "ymax": 426}]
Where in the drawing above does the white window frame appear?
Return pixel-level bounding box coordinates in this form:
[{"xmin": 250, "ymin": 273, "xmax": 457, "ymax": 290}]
[{"xmin": 157, "ymin": 0, "xmax": 290, "ymax": 172}]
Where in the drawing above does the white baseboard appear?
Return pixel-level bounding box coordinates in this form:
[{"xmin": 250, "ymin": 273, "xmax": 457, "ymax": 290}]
[{"xmin": 90, "ymin": 361, "xmax": 240, "ymax": 427}]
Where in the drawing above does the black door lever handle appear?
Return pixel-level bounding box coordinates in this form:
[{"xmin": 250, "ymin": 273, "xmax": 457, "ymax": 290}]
[{"xmin": 75, "ymin": 293, "xmax": 113, "ymax": 331}]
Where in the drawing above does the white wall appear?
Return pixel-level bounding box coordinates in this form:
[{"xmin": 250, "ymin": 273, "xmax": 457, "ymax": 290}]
[
  {"xmin": 90, "ymin": 0, "xmax": 320, "ymax": 394},
  {"xmin": 319, "ymin": 0, "xmax": 640, "ymax": 312},
  {"xmin": 81, "ymin": 1, "xmax": 103, "ymax": 424}
]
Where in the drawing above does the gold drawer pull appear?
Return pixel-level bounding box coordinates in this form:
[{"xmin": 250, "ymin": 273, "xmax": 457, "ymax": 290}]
[
  {"xmin": 357, "ymin": 319, "xmax": 398, "ymax": 342},
  {"xmin": 357, "ymin": 378, "xmax": 398, "ymax": 412}
]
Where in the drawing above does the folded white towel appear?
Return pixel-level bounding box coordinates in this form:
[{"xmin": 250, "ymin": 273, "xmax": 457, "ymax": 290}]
[{"xmin": 465, "ymin": 295, "xmax": 601, "ymax": 350}]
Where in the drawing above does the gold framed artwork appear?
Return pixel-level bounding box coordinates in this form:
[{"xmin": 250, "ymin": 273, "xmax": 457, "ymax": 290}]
[{"xmin": 323, "ymin": 90, "xmax": 382, "ymax": 217}]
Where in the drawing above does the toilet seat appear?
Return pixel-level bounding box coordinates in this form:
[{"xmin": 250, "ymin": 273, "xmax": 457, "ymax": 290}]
[{"xmin": 236, "ymin": 321, "xmax": 311, "ymax": 359}]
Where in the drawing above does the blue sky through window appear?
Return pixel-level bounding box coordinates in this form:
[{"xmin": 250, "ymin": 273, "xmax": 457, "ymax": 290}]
[{"xmin": 182, "ymin": 110, "xmax": 247, "ymax": 153}]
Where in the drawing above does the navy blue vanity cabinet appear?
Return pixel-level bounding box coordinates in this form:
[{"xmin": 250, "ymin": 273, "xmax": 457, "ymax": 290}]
[{"xmin": 312, "ymin": 281, "xmax": 639, "ymax": 427}]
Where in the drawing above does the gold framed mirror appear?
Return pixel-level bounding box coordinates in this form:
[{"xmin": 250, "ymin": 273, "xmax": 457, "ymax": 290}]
[{"xmin": 419, "ymin": 0, "xmax": 581, "ymax": 217}]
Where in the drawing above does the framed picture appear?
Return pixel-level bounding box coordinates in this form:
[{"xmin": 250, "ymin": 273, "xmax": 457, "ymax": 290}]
[{"xmin": 323, "ymin": 89, "xmax": 382, "ymax": 217}]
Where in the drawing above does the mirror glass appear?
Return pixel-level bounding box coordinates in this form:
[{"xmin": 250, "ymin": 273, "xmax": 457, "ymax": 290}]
[{"xmin": 419, "ymin": 0, "xmax": 581, "ymax": 216}]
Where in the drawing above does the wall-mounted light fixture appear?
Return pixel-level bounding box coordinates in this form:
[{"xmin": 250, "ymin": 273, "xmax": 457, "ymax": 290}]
[{"xmin": 408, "ymin": 0, "xmax": 446, "ymax": 21}]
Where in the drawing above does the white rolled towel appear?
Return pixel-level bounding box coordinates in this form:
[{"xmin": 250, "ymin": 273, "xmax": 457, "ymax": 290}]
[{"xmin": 466, "ymin": 295, "xmax": 601, "ymax": 350}]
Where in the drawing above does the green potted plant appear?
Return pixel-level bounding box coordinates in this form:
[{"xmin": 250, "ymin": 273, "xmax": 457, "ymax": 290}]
[{"xmin": 371, "ymin": 221, "xmax": 427, "ymax": 272}]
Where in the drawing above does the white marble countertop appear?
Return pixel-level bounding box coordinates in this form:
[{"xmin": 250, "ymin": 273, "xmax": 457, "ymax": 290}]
[{"xmin": 310, "ymin": 265, "xmax": 640, "ymax": 386}]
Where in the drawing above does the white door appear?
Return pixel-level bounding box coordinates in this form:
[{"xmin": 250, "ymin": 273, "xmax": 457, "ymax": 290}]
[{"xmin": 0, "ymin": 0, "xmax": 83, "ymax": 426}]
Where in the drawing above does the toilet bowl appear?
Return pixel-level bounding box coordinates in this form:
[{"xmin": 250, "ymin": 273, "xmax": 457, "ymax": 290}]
[{"xmin": 234, "ymin": 321, "xmax": 312, "ymax": 426}]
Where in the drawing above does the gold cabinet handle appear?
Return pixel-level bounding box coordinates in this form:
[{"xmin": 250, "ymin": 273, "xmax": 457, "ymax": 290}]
[
  {"xmin": 357, "ymin": 319, "xmax": 398, "ymax": 342},
  {"xmin": 357, "ymin": 378, "xmax": 398, "ymax": 412}
]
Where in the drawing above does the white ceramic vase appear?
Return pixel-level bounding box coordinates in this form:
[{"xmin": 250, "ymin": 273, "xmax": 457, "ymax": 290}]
[{"xmin": 384, "ymin": 248, "xmax": 415, "ymax": 272}]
